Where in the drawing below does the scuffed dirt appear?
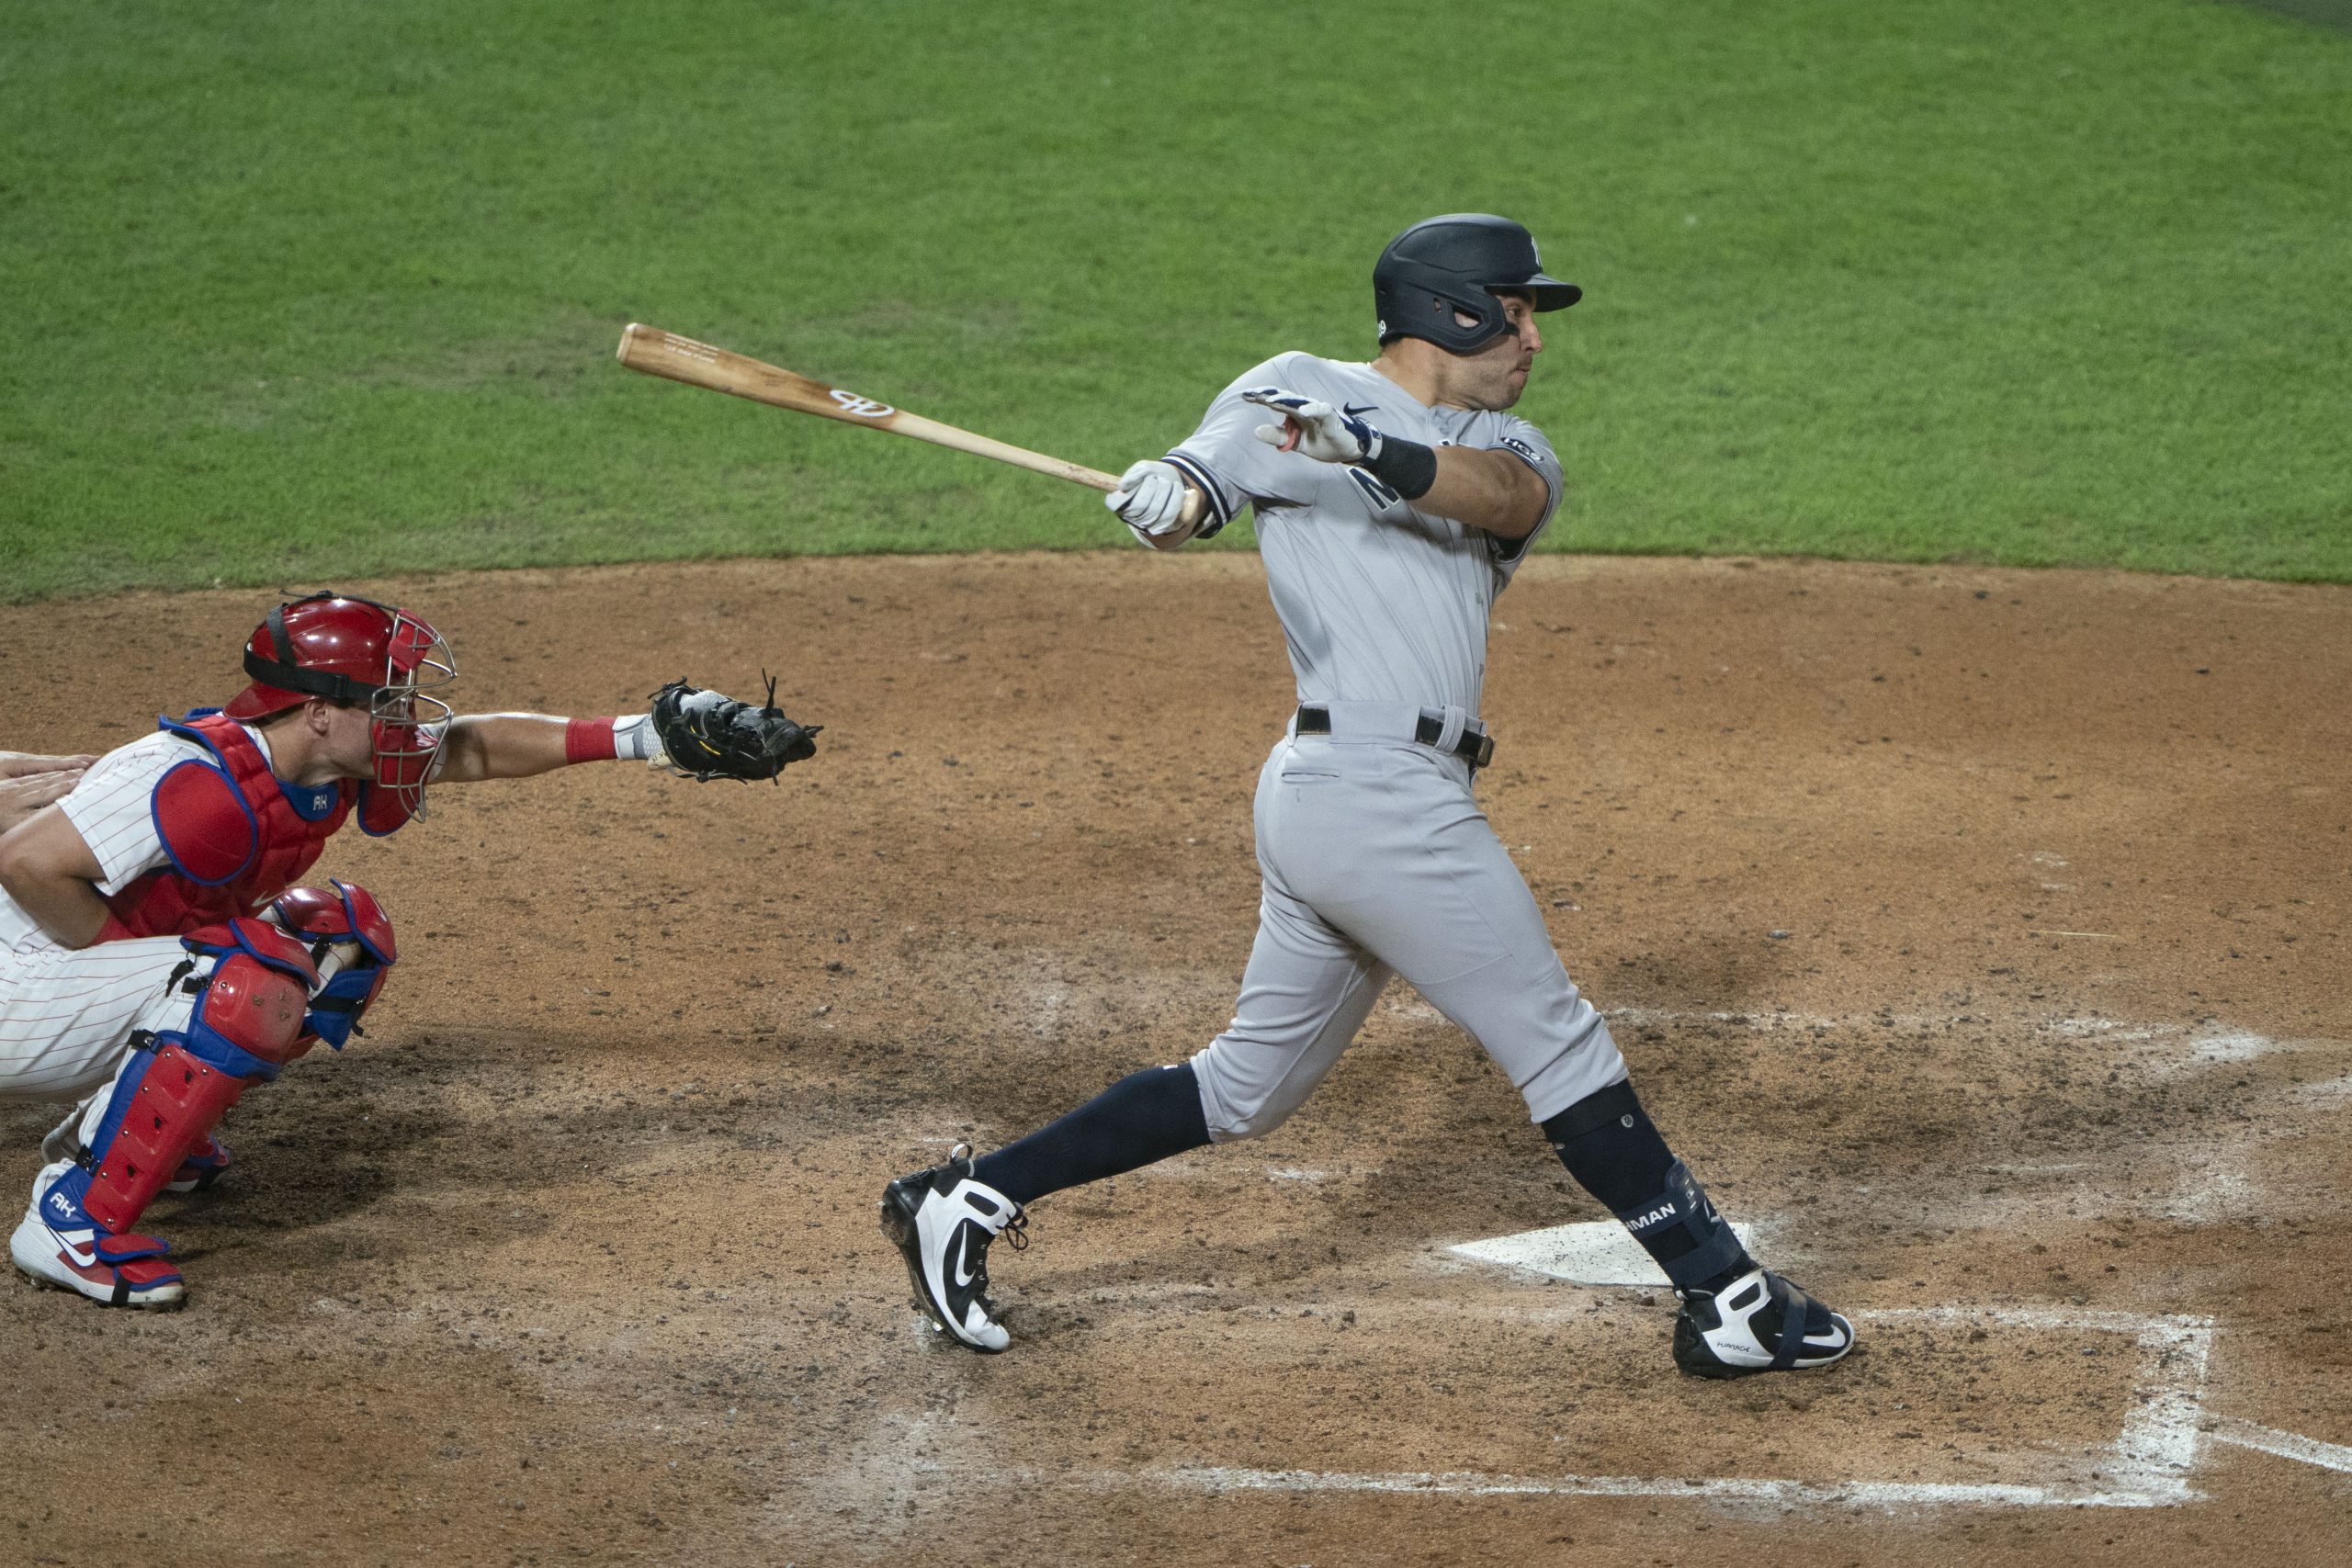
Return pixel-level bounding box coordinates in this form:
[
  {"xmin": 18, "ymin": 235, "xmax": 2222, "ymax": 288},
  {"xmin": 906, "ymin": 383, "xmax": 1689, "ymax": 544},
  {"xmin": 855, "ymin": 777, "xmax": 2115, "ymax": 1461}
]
[{"xmin": 1, "ymin": 553, "xmax": 2346, "ymax": 1565}]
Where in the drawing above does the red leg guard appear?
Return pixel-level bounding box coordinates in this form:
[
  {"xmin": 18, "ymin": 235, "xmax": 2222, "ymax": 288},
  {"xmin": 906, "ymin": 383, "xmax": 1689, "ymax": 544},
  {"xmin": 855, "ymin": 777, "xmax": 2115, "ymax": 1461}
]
[
  {"xmin": 79, "ymin": 949, "xmax": 308, "ymax": 1237},
  {"xmin": 80, "ymin": 1043, "xmax": 254, "ymax": 1235}
]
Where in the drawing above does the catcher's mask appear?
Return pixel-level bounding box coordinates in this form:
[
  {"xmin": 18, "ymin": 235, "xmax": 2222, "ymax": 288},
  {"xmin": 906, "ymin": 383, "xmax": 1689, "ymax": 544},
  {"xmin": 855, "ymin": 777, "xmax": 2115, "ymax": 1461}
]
[{"xmin": 224, "ymin": 592, "xmax": 457, "ymax": 819}]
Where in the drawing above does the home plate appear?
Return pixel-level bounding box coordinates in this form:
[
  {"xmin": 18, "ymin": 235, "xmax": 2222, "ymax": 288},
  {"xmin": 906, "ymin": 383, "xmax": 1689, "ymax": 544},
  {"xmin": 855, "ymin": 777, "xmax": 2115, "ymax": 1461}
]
[{"xmin": 1448, "ymin": 1220, "xmax": 1764, "ymax": 1286}]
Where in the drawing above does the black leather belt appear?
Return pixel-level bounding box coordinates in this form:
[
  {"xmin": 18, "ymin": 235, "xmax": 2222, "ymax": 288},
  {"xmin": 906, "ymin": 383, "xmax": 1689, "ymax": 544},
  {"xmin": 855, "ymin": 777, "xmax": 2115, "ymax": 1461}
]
[{"xmin": 1295, "ymin": 705, "xmax": 1496, "ymax": 770}]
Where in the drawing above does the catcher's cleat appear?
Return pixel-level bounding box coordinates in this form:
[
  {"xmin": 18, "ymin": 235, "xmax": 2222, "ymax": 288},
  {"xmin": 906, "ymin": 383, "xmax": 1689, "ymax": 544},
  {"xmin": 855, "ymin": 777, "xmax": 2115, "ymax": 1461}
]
[
  {"xmin": 10, "ymin": 1188, "xmax": 185, "ymax": 1310},
  {"xmin": 1672, "ymin": 1267, "xmax": 1853, "ymax": 1378},
  {"xmin": 166, "ymin": 1136, "xmax": 232, "ymax": 1195},
  {"xmin": 879, "ymin": 1145, "xmax": 1026, "ymax": 1352}
]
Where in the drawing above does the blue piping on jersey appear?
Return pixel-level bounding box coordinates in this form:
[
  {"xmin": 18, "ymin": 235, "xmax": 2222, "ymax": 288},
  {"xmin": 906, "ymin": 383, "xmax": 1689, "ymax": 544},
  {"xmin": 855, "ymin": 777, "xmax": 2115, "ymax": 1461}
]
[{"xmin": 1162, "ymin": 452, "xmax": 1232, "ymax": 538}]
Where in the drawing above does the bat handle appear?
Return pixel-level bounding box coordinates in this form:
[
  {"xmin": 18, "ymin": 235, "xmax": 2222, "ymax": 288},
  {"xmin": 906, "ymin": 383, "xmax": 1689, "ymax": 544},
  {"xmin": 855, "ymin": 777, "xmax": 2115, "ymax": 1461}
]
[
  {"xmin": 1178, "ymin": 484, "xmax": 1208, "ymax": 531},
  {"xmin": 1091, "ymin": 465, "xmax": 1210, "ymax": 535}
]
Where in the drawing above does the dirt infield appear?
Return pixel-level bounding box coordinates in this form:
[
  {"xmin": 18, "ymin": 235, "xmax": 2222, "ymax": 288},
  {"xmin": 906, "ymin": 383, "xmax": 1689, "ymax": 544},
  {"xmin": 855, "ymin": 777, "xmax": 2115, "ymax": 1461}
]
[{"xmin": 2, "ymin": 553, "xmax": 2346, "ymax": 1565}]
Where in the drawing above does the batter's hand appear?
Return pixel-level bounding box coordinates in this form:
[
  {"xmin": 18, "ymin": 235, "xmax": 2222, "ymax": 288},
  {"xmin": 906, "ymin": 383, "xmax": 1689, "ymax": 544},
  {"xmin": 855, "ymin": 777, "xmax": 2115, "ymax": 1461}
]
[
  {"xmin": 0, "ymin": 753, "xmax": 93, "ymax": 834},
  {"xmin": 1243, "ymin": 389, "xmax": 1381, "ymax": 466},
  {"xmin": 1105, "ymin": 459, "xmax": 1193, "ymax": 538}
]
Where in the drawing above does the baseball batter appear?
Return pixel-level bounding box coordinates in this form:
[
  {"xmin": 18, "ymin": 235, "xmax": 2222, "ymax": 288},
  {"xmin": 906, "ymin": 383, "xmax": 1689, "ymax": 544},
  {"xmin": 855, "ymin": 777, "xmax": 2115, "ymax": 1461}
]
[
  {"xmin": 0, "ymin": 592, "xmax": 816, "ymax": 1308},
  {"xmin": 884, "ymin": 215, "xmax": 1853, "ymax": 1377}
]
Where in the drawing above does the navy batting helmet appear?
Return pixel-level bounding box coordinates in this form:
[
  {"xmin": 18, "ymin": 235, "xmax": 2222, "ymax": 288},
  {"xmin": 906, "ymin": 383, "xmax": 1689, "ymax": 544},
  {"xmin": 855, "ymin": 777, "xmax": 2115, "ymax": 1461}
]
[{"xmin": 1373, "ymin": 214, "xmax": 1581, "ymax": 355}]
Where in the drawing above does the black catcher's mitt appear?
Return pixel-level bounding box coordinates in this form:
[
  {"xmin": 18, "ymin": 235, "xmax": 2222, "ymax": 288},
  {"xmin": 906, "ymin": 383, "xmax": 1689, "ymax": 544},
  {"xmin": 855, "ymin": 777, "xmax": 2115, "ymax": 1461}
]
[{"xmin": 649, "ymin": 674, "xmax": 820, "ymax": 784}]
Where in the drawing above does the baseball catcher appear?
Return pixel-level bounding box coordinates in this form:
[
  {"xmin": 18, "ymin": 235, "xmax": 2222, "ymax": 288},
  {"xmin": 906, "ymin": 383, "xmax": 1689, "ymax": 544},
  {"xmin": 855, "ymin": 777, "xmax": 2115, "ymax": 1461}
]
[{"xmin": 0, "ymin": 592, "xmax": 818, "ymax": 1308}]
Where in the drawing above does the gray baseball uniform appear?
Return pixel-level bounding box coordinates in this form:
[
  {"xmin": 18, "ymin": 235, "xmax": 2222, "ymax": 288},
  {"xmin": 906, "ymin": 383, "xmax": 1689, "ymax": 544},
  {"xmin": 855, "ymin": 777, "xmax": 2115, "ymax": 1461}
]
[{"xmin": 1166, "ymin": 352, "xmax": 1628, "ymax": 1138}]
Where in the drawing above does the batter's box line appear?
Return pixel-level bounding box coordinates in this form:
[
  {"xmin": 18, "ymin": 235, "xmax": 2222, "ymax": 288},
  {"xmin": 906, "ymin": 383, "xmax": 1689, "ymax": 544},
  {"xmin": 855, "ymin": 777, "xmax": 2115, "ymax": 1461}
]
[{"xmin": 1087, "ymin": 1307, "xmax": 2222, "ymax": 1512}]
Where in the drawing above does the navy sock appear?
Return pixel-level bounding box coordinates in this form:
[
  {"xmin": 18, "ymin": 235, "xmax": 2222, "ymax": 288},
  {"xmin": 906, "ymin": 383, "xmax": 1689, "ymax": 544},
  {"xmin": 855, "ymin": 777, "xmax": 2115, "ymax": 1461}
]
[
  {"xmin": 972, "ymin": 1063, "xmax": 1212, "ymax": 1208},
  {"xmin": 1542, "ymin": 1079, "xmax": 1755, "ymax": 1292}
]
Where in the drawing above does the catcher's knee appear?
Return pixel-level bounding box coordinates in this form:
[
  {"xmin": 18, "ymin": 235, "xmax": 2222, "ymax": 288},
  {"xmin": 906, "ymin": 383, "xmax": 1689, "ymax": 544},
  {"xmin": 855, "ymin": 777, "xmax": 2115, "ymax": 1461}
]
[
  {"xmin": 178, "ymin": 920, "xmax": 315, "ymax": 1071},
  {"xmin": 268, "ymin": 880, "xmax": 397, "ymax": 1051}
]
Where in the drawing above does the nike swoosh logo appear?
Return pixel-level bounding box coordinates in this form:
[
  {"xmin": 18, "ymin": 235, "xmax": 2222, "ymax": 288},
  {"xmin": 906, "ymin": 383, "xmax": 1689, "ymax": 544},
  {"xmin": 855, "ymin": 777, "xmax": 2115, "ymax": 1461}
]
[
  {"xmin": 950, "ymin": 1228, "xmax": 978, "ymax": 1289},
  {"xmin": 1342, "ymin": 403, "xmax": 1378, "ymax": 415}
]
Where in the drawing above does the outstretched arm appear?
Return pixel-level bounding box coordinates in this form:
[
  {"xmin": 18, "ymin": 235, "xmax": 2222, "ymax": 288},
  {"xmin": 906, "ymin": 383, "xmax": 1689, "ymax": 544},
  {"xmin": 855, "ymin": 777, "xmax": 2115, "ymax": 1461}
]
[
  {"xmin": 430, "ymin": 683, "xmax": 819, "ymax": 788},
  {"xmin": 428, "ymin": 713, "xmax": 658, "ymax": 785}
]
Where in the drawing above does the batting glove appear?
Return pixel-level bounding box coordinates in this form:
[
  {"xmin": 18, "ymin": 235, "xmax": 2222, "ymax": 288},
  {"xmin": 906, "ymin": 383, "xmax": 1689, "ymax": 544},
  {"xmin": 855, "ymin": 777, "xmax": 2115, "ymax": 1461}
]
[
  {"xmin": 1243, "ymin": 388, "xmax": 1381, "ymax": 466},
  {"xmin": 1105, "ymin": 458, "xmax": 1193, "ymax": 538}
]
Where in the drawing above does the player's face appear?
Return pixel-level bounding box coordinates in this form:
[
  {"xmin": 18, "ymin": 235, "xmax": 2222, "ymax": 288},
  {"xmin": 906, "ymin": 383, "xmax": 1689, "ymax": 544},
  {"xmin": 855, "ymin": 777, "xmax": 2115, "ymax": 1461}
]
[
  {"xmin": 1452, "ymin": 292, "xmax": 1544, "ymax": 411},
  {"xmin": 1430, "ymin": 290, "xmax": 1543, "ymax": 409},
  {"xmin": 318, "ymin": 700, "xmax": 380, "ymax": 780}
]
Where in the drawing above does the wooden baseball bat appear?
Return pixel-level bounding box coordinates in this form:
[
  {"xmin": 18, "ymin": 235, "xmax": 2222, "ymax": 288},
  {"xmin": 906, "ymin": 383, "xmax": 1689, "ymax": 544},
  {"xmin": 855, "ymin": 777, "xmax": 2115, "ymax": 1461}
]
[{"xmin": 616, "ymin": 323, "xmax": 1204, "ymax": 529}]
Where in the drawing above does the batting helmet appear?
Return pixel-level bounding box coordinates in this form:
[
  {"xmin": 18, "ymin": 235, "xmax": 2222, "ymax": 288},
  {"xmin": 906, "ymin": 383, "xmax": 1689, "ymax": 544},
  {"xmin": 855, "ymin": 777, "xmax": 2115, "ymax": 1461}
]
[
  {"xmin": 1373, "ymin": 214, "xmax": 1581, "ymax": 355},
  {"xmin": 223, "ymin": 592, "xmax": 457, "ymax": 818}
]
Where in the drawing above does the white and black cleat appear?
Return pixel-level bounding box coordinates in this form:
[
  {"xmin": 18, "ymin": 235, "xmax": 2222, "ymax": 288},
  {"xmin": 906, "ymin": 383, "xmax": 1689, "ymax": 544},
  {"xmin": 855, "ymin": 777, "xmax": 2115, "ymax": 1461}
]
[
  {"xmin": 878, "ymin": 1145, "xmax": 1025, "ymax": 1352},
  {"xmin": 1673, "ymin": 1267, "xmax": 1854, "ymax": 1378}
]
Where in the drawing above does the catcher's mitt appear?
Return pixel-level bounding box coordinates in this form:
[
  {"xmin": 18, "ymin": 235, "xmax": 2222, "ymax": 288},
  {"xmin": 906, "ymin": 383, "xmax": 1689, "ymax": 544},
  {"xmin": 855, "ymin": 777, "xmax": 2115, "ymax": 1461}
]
[{"xmin": 648, "ymin": 674, "xmax": 820, "ymax": 784}]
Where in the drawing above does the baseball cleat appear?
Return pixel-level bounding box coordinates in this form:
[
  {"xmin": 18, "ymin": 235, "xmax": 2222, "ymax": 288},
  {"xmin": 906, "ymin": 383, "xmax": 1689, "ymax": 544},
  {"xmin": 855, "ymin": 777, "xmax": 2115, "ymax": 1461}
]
[
  {"xmin": 166, "ymin": 1136, "xmax": 232, "ymax": 1195},
  {"xmin": 879, "ymin": 1145, "xmax": 1026, "ymax": 1352},
  {"xmin": 1672, "ymin": 1267, "xmax": 1853, "ymax": 1378},
  {"xmin": 10, "ymin": 1207, "xmax": 185, "ymax": 1310}
]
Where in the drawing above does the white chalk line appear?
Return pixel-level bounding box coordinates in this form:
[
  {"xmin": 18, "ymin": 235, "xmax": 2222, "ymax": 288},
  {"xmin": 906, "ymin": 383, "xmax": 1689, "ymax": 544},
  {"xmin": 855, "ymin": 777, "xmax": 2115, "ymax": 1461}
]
[
  {"xmin": 1069, "ymin": 1306, "xmax": 2214, "ymax": 1512},
  {"xmin": 1600, "ymin": 1005, "xmax": 2296, "ymax": 1066},
  {"xmin": 2207, "ymin": 1418, "xmax": 2352, "ymax": 1474},
  {"xmin": 1126, "ymin": 1466, "xmax": 2164, "ymax": 1511}
]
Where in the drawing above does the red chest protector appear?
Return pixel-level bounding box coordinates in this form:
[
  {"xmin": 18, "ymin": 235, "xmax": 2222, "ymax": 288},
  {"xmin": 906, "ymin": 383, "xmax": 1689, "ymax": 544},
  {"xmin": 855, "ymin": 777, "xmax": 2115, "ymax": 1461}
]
[{"xmin": 99, "ymin": 710, "xmax": 409, "ymax": 942}]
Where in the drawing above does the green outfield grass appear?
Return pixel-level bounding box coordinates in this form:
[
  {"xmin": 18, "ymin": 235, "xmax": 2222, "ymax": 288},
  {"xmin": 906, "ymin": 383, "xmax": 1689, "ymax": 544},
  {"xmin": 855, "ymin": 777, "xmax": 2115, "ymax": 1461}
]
[{"xmin": 3, "ymin": 0, "xmax": 2346, "ymax": 601}]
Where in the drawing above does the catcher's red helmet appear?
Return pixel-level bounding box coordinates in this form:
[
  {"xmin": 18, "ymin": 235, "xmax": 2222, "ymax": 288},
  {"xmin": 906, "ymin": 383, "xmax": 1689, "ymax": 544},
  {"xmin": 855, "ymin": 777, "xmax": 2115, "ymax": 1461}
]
[{"xmin": 224, "ymin": 592, "xmax": 457, "ymax": 818}]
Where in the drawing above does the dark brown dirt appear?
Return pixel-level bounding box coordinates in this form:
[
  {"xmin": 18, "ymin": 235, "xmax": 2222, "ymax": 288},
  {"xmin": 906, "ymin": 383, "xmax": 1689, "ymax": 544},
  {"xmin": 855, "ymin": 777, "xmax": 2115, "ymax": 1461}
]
[{"xmin": 2, "ymin": 553, "xmax": 2346, "ymax": 1565}]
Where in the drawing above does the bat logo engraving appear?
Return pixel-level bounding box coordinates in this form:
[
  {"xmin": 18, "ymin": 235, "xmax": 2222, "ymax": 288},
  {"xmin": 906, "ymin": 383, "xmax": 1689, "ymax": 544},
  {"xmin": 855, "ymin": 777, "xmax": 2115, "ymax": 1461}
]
[
  {"xmin": 829, "ymin": 389, "xmax": 895, "ymax": 419},
  {"xmin": 662, "ymin": 335, "xmax": 719, "ymax": 366}
]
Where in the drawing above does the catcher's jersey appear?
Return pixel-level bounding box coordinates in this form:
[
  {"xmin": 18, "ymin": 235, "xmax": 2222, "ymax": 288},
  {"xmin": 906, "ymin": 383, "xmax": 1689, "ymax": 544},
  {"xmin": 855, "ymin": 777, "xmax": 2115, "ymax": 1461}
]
[
  {"xmin": 1167, "ymin": 351, "xmax": 1563, "ymax": 716},
  {"xmin": 0, "ymin": 730, "xmax": 216, "ymax": 956}
]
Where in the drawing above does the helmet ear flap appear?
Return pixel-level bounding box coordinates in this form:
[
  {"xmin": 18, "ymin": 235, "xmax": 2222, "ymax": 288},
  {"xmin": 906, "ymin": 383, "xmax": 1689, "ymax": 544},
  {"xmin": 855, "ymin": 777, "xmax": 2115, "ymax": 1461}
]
[{"xmin": 1372, "ymin": 259, "xmax": 1514, "ymax": 355}]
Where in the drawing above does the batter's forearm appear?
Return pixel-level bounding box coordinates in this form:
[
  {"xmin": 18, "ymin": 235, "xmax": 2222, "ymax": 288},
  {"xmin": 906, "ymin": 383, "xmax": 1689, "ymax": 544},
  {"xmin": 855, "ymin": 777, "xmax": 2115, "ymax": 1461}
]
[{"xmin": 1416, "ymin": 446, "xmax": 1549, "ymax": 536}]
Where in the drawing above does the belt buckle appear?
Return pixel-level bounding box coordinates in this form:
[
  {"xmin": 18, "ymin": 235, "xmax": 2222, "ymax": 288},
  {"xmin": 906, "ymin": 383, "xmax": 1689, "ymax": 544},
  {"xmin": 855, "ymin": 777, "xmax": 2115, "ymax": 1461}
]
[{"xmin": 1468, "ymin": 731, "xmax": 1495, "ymax": 770}]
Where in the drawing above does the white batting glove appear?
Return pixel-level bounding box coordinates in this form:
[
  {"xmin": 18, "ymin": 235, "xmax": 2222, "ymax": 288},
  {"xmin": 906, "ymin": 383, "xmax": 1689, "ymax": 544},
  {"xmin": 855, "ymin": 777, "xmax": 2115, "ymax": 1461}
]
[
  {"xmin": 1105, "ymin": 458, "xmax": 1192, "ymax": 537},
  {"xmin": 1242, "ymin": 388, "xmax": 1382, "ymax": 466}
]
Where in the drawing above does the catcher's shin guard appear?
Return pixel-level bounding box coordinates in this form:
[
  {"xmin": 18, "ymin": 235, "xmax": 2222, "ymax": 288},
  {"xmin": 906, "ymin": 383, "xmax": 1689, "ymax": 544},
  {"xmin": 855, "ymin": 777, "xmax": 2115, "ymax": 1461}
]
[{"xmin": 15, "ymin": 920, "xmax": 312, "ymax": 1308}]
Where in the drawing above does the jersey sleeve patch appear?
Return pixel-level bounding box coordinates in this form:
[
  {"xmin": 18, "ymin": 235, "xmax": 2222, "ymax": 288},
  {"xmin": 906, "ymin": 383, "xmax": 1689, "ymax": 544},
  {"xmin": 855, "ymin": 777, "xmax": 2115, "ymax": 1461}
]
[
  {"xmin": 1486, "ymin": 421, "xmax": 1564, "ymax": 575},
  {"xmin": 150, "ymin": 760, "xmax": 259, "ymax": 886}
]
